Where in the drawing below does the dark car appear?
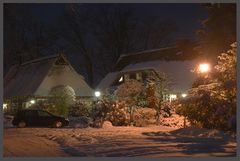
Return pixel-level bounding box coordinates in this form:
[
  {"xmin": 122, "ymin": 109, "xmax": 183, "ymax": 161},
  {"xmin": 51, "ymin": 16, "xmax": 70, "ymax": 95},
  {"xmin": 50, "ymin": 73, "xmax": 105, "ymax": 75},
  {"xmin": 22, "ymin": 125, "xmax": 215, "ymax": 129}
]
[{"xmin": 12, "ymin": 109, "xmax": 69, "ymax": 128}]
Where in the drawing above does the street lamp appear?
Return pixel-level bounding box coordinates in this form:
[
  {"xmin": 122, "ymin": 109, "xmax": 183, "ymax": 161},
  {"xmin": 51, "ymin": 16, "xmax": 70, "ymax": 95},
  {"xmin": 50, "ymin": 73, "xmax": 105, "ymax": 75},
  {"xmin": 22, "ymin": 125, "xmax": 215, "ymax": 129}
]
[
  {"xmin": 198, "ymin": 63, "xmax": 210, "ymax": 73},
  {"xmin": 181, "ymin": 93, "xmax": 187, "ymax": 98},
  {"xmin": 94, "ymin": 91, "xmax": 101, "ymax": 98},
  {"xmin": 30, "ymin": 99, "xmax": 35, "ymax": 104}
]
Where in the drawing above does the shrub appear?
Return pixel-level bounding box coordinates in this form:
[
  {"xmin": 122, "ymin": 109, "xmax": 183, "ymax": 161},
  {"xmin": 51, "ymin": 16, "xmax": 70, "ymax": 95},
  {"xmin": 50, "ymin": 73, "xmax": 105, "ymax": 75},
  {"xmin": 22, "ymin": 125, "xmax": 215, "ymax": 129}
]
[
  {"xmin": 176, "ymin": 43, "xmax": 236, "ymax": 131},
  {"xmin": 133, "ymin": 108, "xmax": 156, "ymax": 127},
  {"xmin": 115, "ymin": 79, "xmax": 143, "ymax": 124},
  {"xmin": 90, "ymin": 99, "xmax": 109, "ymax": 125},
  {"xmin": 69, "ymin": 102, "xmax": 91, "ymax": 117},
  {"xmin": 90, "ymin": 99, "xmax": 130, "ymax": 126},
  {"xmin": 145, "ymin": 71, "xmax": 170, "ymax": 124},
  {"xmin": 48, "ymin": 85, "xmax": 76, "ymax": 117},
  {"xmin": 105, "ymin": 101, "xmax": 130, "ymax": 126}
]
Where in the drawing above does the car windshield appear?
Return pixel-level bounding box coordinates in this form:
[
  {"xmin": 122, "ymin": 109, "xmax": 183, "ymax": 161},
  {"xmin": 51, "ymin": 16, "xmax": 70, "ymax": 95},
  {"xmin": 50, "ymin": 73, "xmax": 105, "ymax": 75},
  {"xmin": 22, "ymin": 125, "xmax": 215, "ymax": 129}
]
[{"xmin": 38, "ymin": 111, "xmax": 52, "ymax": 117}]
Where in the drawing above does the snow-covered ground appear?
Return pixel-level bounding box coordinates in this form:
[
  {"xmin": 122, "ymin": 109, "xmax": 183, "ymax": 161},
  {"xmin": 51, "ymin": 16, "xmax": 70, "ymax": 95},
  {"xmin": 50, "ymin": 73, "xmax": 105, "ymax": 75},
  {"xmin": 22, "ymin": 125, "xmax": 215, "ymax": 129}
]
[{"xmin": 3, "ymin": 126, "xmax": 236, "ymax": 157}]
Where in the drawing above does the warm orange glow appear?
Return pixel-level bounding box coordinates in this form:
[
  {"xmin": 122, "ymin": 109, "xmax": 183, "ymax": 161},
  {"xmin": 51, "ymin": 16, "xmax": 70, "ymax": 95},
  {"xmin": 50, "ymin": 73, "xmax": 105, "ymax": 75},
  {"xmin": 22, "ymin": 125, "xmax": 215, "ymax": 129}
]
[
  {"xmin": 182, "ymin": 93, "xmax": 187, "ymax": 98},
  {"xmin": 199, "ymin": 63, "xmax": 210, "ymax": 73}
]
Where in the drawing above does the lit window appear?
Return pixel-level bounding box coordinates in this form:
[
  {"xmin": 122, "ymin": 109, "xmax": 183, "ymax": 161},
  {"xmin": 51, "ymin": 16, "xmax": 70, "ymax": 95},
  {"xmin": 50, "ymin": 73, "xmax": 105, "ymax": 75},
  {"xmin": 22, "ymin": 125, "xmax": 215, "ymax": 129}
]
[
  {"xmin": 136, "ymin": 72, "xmax": 142, "ymax": 81},
  {"xmin": 119, "ymin": 76, "xmax": 123, "ymax": 82},
  {"xmin": 3, "ymin": 104, "xmax": 7, "ymax": 109},
  {"xmin": 169, "ymin": 94, "xmax": 177, "ymax": 102}
]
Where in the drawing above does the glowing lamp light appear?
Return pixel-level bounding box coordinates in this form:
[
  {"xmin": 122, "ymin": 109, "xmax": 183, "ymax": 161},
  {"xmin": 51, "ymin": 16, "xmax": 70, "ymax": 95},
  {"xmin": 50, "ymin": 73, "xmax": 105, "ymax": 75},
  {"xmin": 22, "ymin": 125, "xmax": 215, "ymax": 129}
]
[
  {"xmin": 30, "ymin": 99, "xmax": 35, "ymax": 104},
  {"xmin": 94, "ymin": 91, "xmax": 101, "ymax": 98},
  {"xmin": 199, "ymin": 63, "xmax": 210, "ymax": 73},
  {"xmin": 3, "ymin": 104, "xmax": 7, "ymax": 109},
  {"xmin": 182, "ymin": 93, "xmax": 187, "ymax": 98}
]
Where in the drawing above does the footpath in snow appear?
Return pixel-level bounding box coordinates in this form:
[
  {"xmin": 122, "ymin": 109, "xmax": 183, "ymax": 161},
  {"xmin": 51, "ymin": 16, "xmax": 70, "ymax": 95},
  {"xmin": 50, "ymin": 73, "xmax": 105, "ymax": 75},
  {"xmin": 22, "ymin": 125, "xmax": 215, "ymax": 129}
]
[{"xmin": 3, "ymin": 126, "xmax": 236, "ymax": 157}]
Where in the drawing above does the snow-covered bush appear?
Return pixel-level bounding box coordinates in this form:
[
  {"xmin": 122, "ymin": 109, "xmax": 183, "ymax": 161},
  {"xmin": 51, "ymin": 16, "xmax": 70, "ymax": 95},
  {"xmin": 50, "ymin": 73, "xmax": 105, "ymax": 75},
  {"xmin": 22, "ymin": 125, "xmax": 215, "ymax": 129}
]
[
  {"xmin": 115, "ymin": 79, "xmax": 143, "ymax": 125},
  {"xmin": 49, "ymin": 85, "xmax": 76, "ymax": 105},
  {"xmin": 47, "ymin": 85, "xmax": 76, "ymax": 117},
  {"xmin": 90, "ymin": 99, "xmax": 129, "ymax": 127},
  {"xmin": 105, "ymin": 101, "xmax": 130, "ymax": 126},
  {"xmin": 69, "ymin": 101, "xmax": 91, "ymax": 117},
  {"xmin": 145, "ymin": 71, "xmax": 170, "ymax": 124},
  {"xmin": 102, "ymin": 121, "xmax": 113, "ymax": 128},
  {"xmin": 133, "ymin": 108, "xmax": 156, "ymax": 127},
  {"xmin": 177, "ymin": 42, "xmax": 237, "ymax": 131},
  {"xmin": 90, "ymin": 99, "xmax": 109, "ymax": 127}
]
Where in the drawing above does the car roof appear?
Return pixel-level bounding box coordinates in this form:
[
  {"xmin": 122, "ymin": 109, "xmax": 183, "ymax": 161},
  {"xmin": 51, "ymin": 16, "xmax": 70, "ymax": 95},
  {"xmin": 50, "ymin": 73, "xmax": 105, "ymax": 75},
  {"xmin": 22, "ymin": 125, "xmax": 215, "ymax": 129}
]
[{"xmin": 18, "ymin": 109, "xmax": 46, "ymax": 112}]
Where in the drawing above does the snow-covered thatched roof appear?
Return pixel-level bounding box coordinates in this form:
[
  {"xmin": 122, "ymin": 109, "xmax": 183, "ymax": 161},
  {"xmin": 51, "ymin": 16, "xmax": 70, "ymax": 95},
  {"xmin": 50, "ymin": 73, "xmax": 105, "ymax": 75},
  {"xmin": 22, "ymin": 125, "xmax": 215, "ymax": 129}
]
[
  {"xmin": 98, "ymin": 46, "xmax": 199, "ymax": 93},
  {"xmin": 114, "ymin": 47, "xmax": 182, "ymax": 71},
  {"xmin": 96, "ymin": 72, "xmax": 119, "ymax": 90},
  {"xmin": 98, "ymin": 60, "xmax": 197, "ymax": 93},
  {"xmin": 4, "ymin": 55, "xmax": 58, "ymax": 98},
  {"xmin": 4, "ymin": 54, "xmax": 93, "ymax": 99}
]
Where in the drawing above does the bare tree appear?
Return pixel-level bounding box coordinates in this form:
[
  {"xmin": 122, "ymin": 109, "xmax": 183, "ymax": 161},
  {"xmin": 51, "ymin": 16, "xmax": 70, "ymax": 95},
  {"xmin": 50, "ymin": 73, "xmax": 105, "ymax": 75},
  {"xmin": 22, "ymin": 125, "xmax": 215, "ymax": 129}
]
[
  {"xmin": 93, "ymin": 5, "xmax": 137, "ymax": 72},
  {"xmin": 58, "ymin": 4, "xmax": 177, "ymax": 86},
  {"xmin": 58, "ymin": 4, "xmax": 95, "ymax": 86},
  {"xmin": 136, "ymin": 16, "xmax": 177, "ymax": 50},
  {"xmin": 196, "ymin": 4, "xmax": 236, "ymax": 62},
  {"xmin": 4, "ymin": 4, "xmax": 59, "ymax": 74}
]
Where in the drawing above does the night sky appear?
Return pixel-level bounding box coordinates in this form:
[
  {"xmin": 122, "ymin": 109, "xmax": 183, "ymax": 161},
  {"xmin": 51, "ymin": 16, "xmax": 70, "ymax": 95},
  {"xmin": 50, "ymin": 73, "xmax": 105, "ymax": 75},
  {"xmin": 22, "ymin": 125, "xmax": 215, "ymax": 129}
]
[
  {"xmin": 29, "ymin": 3, "xmax": 208, "ymax": 40},
  {"xmin": 4, "ymin": 3, "xmax": 209, "ymax": 87}
]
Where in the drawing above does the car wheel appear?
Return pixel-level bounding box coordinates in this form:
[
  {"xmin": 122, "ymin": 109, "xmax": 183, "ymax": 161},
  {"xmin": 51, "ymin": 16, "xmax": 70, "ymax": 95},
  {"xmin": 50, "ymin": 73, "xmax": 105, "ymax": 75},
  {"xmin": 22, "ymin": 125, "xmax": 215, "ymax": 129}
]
[
  {"xmin": 18, "ymin": 121, "xmax": 26, "ymax": 128},
  {"xmin": 54, "ymin": 121, "xmax": 63, "ymax": 128}
]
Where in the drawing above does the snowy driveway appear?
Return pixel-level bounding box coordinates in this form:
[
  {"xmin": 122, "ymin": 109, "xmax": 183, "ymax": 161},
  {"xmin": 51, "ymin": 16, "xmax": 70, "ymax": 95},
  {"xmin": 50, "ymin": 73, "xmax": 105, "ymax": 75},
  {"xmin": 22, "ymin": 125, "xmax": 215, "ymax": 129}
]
[{"xmin": 3, "ymin": 126, "xmax": 236, "ymax": 157}]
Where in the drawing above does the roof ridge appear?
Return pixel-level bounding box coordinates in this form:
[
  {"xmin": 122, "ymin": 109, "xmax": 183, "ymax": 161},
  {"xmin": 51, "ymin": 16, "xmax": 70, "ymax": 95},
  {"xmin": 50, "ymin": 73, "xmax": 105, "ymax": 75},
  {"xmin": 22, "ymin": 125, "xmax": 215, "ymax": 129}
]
[
  {"xmin": 20, "ymin": 54, "xmax": 59, "ymax": 66},
  {"xmin": 120, "ymin": 46, "xmax": 177, "ymax": 57},
  {"xmin": 117, "ymin": 46, "xmax": 178, "ymax": 63}
]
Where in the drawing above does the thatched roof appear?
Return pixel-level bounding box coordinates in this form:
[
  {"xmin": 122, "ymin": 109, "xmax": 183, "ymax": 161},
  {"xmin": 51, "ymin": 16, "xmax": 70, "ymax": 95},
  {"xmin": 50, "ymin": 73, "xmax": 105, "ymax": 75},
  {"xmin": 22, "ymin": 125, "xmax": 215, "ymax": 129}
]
[
  {"xmin": 114, "ymin": 47, "xmax": 181, "ymax": 71},
  {"xmin": 98, "ymin": 46, "xmax": 198, "ymax": 93},
  {"xmin": 114, "ymin": 44, "xmax": 199, "ymax": 71},
  {"xmin": 4, "ymin": 54, "xmax": 93, "ymax": 99},
  {"xmin": 98, "ymin": 60, "xmax": 197, "ymax": 93},
  {"xmin": 4, "ymin": 55, "xmax": 58, "ymax": 99}
]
